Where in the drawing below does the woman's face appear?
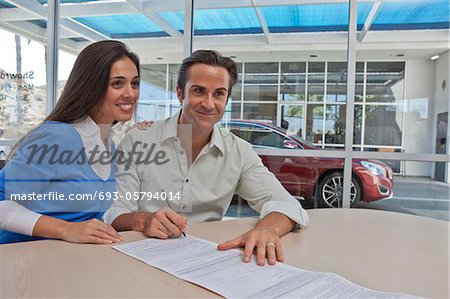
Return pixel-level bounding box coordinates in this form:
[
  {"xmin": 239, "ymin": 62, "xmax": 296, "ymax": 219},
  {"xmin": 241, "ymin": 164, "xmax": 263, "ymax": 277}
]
[{"xmin": 90, "ymin": 56, "xmax": 140, "ymax": 124}]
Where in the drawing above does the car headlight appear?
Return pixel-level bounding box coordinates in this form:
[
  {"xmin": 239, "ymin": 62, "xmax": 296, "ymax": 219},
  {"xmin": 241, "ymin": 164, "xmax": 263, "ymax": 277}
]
[{"xmin": 361, "ymin": 161, "xmax": 387, "ymax": 178}]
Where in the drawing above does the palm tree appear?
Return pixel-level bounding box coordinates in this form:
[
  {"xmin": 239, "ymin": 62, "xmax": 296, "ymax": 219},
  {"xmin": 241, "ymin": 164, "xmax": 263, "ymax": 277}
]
[{"xmin": 15, "ymin": 34, "xmax": 22, "ymax": 123}]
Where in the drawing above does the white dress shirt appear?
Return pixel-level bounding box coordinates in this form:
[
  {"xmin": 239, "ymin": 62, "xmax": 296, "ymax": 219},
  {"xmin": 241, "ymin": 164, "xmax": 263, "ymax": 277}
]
[
  {"xmin": 104, "ymin": 111, "xmax": 309, "ymax": 228},
  {"xmin": 0, "ymin": 116, "xmax": 113, "ymax": 236}
]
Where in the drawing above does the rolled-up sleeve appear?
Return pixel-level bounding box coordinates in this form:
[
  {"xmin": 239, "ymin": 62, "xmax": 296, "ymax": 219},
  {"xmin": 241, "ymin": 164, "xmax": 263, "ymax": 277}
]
[
  {"xmin": 235, "ymin": 142, "xmax": 309, "ymax": 229},
  {"xmin": 0, "ymin": 201, "xmax": 42, "ymax": 235}
]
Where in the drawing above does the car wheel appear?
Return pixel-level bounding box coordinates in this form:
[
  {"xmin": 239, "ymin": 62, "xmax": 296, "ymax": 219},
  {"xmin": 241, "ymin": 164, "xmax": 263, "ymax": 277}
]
[{"xmin": 318, "ymin": 172, "xmax": 361, "ymax": 208}]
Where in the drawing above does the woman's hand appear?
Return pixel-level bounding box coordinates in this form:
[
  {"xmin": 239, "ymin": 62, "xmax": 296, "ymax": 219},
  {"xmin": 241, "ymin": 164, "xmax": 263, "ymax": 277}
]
[{"xmin": 59, "ymin": 218, "xmax": 123, "ymax": 244}]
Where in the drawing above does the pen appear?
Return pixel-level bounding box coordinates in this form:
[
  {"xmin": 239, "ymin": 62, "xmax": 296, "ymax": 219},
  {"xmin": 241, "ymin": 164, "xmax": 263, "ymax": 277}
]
[{"xmin": 162, "ymin": 189, "xmax": 186, "ymax": 238}]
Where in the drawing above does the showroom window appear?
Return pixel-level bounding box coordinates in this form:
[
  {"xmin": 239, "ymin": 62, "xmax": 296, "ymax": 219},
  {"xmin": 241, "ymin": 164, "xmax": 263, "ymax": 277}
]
[{"xmin": 0, "ymin": 0, "xmax": 448, "ymax": 220}]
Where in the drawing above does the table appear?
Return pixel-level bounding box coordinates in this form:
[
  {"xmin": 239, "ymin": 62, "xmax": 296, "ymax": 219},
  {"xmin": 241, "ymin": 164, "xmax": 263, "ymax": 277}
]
[{"xmin": 1, "ymin": 209, "xmax": 448, "ymax": 298}]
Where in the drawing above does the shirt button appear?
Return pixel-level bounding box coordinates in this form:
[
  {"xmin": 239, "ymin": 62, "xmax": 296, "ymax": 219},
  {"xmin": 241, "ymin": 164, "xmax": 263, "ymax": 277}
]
[
  {"xmin": 181, "ymin": 205, "xmax": 186, "ymax": 209},
  {"xmin": 180, "ymin": 151, "xmax": 184, "ymax": 155},
  {"xmin": 185, "ymin": 179, "xmax": 189, "ymax": 183}
]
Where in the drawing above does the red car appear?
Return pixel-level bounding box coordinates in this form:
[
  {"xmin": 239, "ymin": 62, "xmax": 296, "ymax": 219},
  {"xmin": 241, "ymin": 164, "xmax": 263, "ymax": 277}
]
[{"xmin": 222, "ymin": 120, "xmax": 393, "ymax": 208}]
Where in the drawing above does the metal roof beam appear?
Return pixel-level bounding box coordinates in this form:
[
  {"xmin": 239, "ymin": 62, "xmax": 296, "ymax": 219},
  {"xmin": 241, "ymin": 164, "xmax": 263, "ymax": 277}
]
[
  {"xmin": 126, "ymin": 0, "xmax": 144, "ymax": 11},
  {"xmin": 126, "ymin": 0, "xmax": 182, "ymax": 38},
  {"xmin": 0, "ymin": 0, "xmax": 427, "ymax": 21},
  {"xmin": 60, "ymin": 18, "xmax": 108, "ymax": 42},
  {"xmin": 252, "ymin": 0, "xmax": 272, "ymax": 44},
  {"xmin": 358, "ymin": 1, "xmax": 382, "ymax": 42},
  {"xmin": 4, "ymin": 0, "xmax": 108, "ymax": 41},
  {"xmin": 60, "ymin": 1, "xmax": 133, "ymax": 18},
  {"xmin": 0, "ymin": 20, "xmax": 79, "ymax": 53},
  {"xmin": 146, "ymin": 12, "xmax": 183, "ymax": 38},
  {"xmin": 3, "ymin": 0, "xmax": 45, "ymax": 18},
  {"xmin": 0, "ymin": 7, "xmax": 37, "ymax": 21},
  {"xmin": 121, "ymin": 29, "xmax": 448, "ymax": 50}
]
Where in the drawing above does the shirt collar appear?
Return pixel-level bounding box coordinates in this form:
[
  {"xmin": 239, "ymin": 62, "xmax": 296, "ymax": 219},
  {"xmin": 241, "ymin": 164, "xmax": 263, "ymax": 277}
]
[
  {"xmin": 161, "ymin": 111, "xmax": 180, "ymax": 143},
  {"xmin": 209, "ymin": 124, "xmax": 225, "ymax": 155},
  {"xmin": 72, "ymin": 116, "xmax": 114, "ymax": 142},
  {"xmin": 161, "ymin": 110, "xmax": 225, "ymax": 155}
]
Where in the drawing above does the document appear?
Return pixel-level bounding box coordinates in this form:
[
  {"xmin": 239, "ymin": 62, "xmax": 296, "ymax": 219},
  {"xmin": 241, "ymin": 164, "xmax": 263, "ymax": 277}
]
[{"xmin": 113, "ymin": 236, "xmax": 416, "ymax": 298}]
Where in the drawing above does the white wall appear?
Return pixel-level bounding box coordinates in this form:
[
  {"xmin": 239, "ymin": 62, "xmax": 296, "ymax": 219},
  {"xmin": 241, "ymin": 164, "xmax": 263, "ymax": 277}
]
[
  {"xmin": 432, "ymin": 50, "xmax": 450, "ymax": 182},
  {"xmin": 403, "ymin": 59, "xmax": 436, "ymax": 176}
]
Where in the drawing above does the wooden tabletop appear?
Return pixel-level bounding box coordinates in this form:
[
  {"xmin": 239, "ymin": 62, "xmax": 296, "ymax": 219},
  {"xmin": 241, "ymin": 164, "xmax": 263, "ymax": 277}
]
[{"xmin": 1, "ymin": 208, "xmax": 448, "ymax": 298}]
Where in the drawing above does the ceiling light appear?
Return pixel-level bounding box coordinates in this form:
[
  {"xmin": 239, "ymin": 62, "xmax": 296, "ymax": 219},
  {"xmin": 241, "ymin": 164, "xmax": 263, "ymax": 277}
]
[
  {"xmin": 431, "ymin": 55, "xmax": 440, "ymax": 61},
  {"xmin": 156, "ymin": 57, "xmax": 163, "ymax": 60},
  {"xmin": 229, "ymin": 55, "xmax": 237, "ymax": 59},
  {"xmin": 309, "ymin": 54, "xmax": 318, "ymax": 58},
  {"xmin": 395, "ymin": 54, "xmax": 404, "ymax": 57}
]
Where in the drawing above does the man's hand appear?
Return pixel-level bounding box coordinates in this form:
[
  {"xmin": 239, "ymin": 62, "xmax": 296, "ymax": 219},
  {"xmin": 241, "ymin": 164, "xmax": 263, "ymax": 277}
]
[
  {"xmin": 217, "ymin": 226, "xmax": 282, "ymax": 266},
  {"xmin": 217, "ymin": 212, "xmax": 296, "ymax": 266},
  {"xmin": 143, "ymin": 208, "xmax": 187, "ymax": 239},
  {"xmin": 60, "ymin": 218, "xmax": 123, "ymax": 244},
  {"xmin": 126, "ymin": 120, "xmax": 153, "ymax": 133}
]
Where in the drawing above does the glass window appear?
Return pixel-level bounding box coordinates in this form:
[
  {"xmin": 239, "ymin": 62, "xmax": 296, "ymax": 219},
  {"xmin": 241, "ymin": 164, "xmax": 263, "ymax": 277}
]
[
  {"xmin": 244, "ymin": 85, "xmax": 278, "ymax": 102},
  {"xmin": 230, "ymin": 103, "xmax": 241, "ymax": 119},
  {"xmin": 326, "ymin": 61, "xmax": 364, "ymax": 103},
  {"xmin": 252, "ymin": 128, "xmax": 286, "ymax": 148},
  {"xmin": 140, "ymin": 64, "xmax": 167, "ymax": 101},
  {"xmin": 168, "ymin": 64, "xmax": 180, "ymax": 100},
  {"xmin": 230, "ymin": 84, "xmax": 241, "ymax": 104},
  {"xmin": 136, "ymin": 64, "xmax": 167, "ymax": 121},
  {"xmin": 224, "ymin": 122, "xmax": 292, "ymax": 149},
  {"xmin": 306, "ymin": 104, "xmax": 324, "ymax": 144},
  {"xmin": 307, "ymin": 62, "xmax": 325, "ymax": 102},
  {"xmin": 402, "ymin": 97, "xmax": 435, "ymax": 154},
  {"xmin": 364, "ymin": 104, "xmax": 402, "ymax": 146},
  {"xmin": 280, "ymin": 62, "xmax": 306, "ymax": 101},
  {"xmin": 326, "ymin": 62, "xmax": 347, "ymax": 102},
  {"xmin": 355, "ymin": 62, "xmax": 364, "ymax": 102},
  {"xmin": 325, "ymin": 104, "xmax": 346, "ymax": 144},
  {"xmin": 242, "ymin": 103, "xmax": 277, "ymax": 123},
  {"xmin": 135, "ymin": 103, "xmax": 167, "ymax": 122},
  {"xmin": 0, "ymin": 28, "xmax": 47, "ymax": 142},
  {"xmin": 243, "ymin": 63, "xmax": 278, "ymax": 102},
  {"xmin": 281, "ymin": 105, "xmax": 303, "ymax": 137},
  {"xmin": 366, "ymin": 62, "xmax": 405, "ymax": 103},
  {"xmin": 168, "ymin": 101, "xmax": 181, "ymax": 117},
  {"xmin": 230, "ymin": 63, "xmax": 242, "ymax": 103},
  {"xmin": 353, "ymin": 105, "xmax": 363, "ymax": 145}
]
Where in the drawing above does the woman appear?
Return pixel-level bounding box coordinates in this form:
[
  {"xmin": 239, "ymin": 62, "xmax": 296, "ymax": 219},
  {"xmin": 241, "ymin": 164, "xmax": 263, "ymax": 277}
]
[{"xmin": 0, "ymin": 40, "xmax": 140, "ymax": 244}]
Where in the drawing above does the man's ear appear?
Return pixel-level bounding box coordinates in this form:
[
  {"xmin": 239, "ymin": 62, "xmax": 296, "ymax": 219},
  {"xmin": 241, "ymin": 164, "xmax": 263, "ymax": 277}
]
[{"xmin": 176, "ymin": 86, "xmax": 183, "ymax": 104}]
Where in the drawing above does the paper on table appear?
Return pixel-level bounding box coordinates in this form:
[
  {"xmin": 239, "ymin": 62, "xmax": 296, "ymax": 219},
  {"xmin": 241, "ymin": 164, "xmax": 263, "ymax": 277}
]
[{"xmin": 113, "ymin": 236, "xmax": 417, "ymax": 299}]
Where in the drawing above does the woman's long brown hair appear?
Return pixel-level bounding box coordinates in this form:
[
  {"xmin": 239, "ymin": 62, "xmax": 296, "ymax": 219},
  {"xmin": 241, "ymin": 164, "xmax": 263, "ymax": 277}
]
[{"xmin": 7, "ymin": 40, "xmax": 140, "ymax": 160}]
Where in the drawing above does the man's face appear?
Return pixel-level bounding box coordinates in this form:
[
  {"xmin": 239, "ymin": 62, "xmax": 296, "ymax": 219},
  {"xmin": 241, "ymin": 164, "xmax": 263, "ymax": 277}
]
[{"xmin": 177, "ymin": 63, "xmax": 230, "ymax": 132}]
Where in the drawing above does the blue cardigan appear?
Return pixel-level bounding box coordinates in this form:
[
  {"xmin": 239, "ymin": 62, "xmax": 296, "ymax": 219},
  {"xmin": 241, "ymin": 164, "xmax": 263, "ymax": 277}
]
[{"xmin": 0, "ymin": 122, "xmax": 116, "ymax": 244}]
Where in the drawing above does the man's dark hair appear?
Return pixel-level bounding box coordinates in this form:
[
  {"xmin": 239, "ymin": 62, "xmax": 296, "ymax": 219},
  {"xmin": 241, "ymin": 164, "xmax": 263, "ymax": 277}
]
[{"xmin": 177, "ymin": 50, "xmax": 238, "ymax": 98}]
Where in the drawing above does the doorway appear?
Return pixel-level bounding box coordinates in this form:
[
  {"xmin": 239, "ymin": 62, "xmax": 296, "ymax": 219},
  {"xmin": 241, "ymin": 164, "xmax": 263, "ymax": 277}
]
[{"xmin": 435, "ymin": 112, "xmax": 448, "ymax": 181}]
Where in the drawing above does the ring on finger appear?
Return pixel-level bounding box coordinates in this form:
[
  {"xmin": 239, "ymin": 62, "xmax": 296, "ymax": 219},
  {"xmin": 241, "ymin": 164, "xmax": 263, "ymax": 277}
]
[{"xmin": 266, "ymin": 242, "xmax": 276, "ymax": 248}]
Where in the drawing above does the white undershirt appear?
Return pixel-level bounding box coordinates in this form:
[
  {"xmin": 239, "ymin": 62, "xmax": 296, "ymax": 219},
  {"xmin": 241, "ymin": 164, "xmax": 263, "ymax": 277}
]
[
  {"xmin": 72, "ymin": 116, "xmax": 113, "ymax": 181},
  {"xmin": 0, "ymin": 117, "xmax": 113, "ymax": 236}
]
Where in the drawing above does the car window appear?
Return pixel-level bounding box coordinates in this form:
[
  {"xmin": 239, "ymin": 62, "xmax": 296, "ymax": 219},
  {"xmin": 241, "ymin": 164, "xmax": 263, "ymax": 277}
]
[
  {"xmin": 222, "ymin": 122, "xmax": 300, "ymax": 149},
  {"xmin": 251, "ymin": 128, "xmax": 285, "ymax": 148}
]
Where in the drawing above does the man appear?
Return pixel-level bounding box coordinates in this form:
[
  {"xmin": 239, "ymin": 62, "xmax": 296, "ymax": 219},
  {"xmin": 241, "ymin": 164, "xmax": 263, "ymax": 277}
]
[{"xmin": 104, "ymin": 50, "xmax": 308, "ymax": 266}]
